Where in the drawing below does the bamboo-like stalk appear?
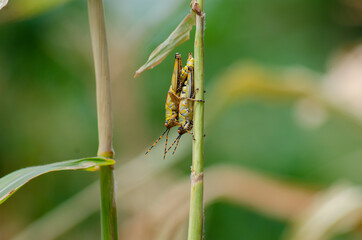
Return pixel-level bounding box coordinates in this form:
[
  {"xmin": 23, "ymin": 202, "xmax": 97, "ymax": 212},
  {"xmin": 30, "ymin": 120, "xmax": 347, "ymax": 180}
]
[
  {"xmin": 188, "ymin": 0, "xmax": 205, "ymax": 239},
  {"xmin": 87, "ymin": 0, "xmax": 118, "ymax": 239}
]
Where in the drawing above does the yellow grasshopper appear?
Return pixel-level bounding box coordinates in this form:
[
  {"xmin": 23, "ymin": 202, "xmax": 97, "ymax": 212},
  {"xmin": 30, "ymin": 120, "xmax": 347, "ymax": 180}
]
[
  {"xmin": 145, "ymin": 53, "xmax": 194, "ymax": 160},
  {"xmin": 167, "ymin": 54, "xmax": 203, "ymax": 155}
]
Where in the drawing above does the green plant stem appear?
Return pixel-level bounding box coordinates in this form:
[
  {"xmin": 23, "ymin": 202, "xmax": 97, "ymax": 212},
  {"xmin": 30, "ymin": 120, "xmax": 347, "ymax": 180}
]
[
  {"xmin": 87, "ymin": 0, "xmax": 118, "ymax": 239},
  {"xmin": 188, "ymin": 0, "xmax": 205, "ymax": 239},
  {"xmin": 99, "ymin": 165, "xmax": 117, "ymax": 240}
]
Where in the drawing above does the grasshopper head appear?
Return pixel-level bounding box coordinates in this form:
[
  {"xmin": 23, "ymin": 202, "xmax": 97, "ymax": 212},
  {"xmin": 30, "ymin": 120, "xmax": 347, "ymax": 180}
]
[
  {"xmin": 177, "ymin": 120, "xmax": 192, "ymax": 135},
  {"xmin": 177, "ymin": 126, "xmax": 187, "ymax": 135},
  {"xmin": 165, "ymin": 118, "xmax": 178, "ymax": 129}
]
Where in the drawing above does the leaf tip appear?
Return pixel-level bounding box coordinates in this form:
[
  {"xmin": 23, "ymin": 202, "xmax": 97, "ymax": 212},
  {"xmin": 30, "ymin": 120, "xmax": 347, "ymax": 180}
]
[
  {"xmin": 0, "ymin": 0, "xmax": 9, "ymax": 10},
  {"xmin": 134, "ymin": 71, "xmax": 141, "ymax": 78}
]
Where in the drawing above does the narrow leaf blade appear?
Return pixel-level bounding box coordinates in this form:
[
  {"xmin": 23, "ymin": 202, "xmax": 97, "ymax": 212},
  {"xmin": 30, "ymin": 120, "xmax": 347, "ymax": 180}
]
[
  {"xmin": 0, "ymin": 157, "xmax": 115, "ymax": 204},
  {"xmin": 134, "ymin": 11, "xmax": 196, "ymax": 78}
]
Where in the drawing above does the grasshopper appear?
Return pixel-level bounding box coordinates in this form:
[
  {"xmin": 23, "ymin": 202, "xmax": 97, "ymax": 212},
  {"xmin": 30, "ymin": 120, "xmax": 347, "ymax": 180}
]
[
  {"xmin": 167, "ymin": 56, "xmax": 203, "ymax": 155},
  {"xmin": 145, "ymin": 53, "xmax": 194, "ymax": 160}
]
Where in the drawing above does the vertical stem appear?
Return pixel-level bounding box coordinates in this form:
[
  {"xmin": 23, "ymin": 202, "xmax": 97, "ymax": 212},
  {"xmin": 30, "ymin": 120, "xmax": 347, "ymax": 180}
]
[
  {"xmin": 188, "ymin": 0, "xmax": 205, "ymax": 239},
  {"xmin": 99, "ymin": 165, "xmax": 118, "ymax": 240},
  {"xmin": 87, "ymin": 0, "xmax": 118, "ymax": 239}
]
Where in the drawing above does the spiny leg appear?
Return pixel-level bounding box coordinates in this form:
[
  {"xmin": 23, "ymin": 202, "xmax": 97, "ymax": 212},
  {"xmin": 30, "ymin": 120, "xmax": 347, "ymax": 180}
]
[
  {"xmin": 188, "ymin": 88, "xmax": 205, "ymax": 102},
  {"xmin": 145, "ymin": 128, "xmax": 169, "ymax": 155},
  {"xmin": 168, "ymin": 90, "xmax": 180, "ymax": 102},
  {"xmin": 194, "ymin": 89, "xmax": 205, "ymax": 102},
  {"xmin": 163, "ymin": 128, "xmax": 170, "ymax": 160},
  {"xmin": 179, "ymin": 88, "xmax": 204, "ymax": 103},
  {"xmin": 190, "ymin": 132, "xmax": 196, "ymax": 141},
  {"xmin": 179, "ymin": 97, "xmax": 205, "ymax": 103}
]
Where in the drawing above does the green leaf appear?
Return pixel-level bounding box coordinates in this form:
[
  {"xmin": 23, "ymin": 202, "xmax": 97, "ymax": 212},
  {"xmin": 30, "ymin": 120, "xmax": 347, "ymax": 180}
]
[
  {"xmin": 0, "ymin": 157, "xmax": 115, "ymax": 204},
  {"xmin": 134, "ymin": 11, "xmax": 196, "ymax": 78},
  {"xmin": 0, "ymin": 0, "xmax": 8, "ymax": 10}
]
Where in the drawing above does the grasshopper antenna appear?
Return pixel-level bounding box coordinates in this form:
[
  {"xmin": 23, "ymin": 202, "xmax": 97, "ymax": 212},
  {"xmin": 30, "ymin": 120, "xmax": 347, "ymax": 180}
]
[
  {"xmin": 166, "ymin": 134, "xmax": 182, "ymax": 155},
  {"xmin": 145, "ymin": 128, "xmax": 169, "ymax": 156},
  {"xmin": 163, "ymin": 128, "xmax": 170, "ymax": 160},
  {"xmin": 172, "ymin": 136, "xmax": 181, "ymax": 155}
]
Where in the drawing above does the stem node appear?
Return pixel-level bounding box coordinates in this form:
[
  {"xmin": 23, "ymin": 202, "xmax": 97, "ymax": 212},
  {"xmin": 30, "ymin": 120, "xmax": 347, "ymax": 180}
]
[{"xmin": 191, "ymin": 172, "xmax": 204, "ymax": 184}]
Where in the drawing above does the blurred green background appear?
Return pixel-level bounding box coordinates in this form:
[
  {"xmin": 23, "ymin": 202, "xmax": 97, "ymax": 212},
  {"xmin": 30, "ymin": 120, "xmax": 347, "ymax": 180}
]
[{"xmin": 1, "ymin": 0, "xmax": 362, "ymax": 239}]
